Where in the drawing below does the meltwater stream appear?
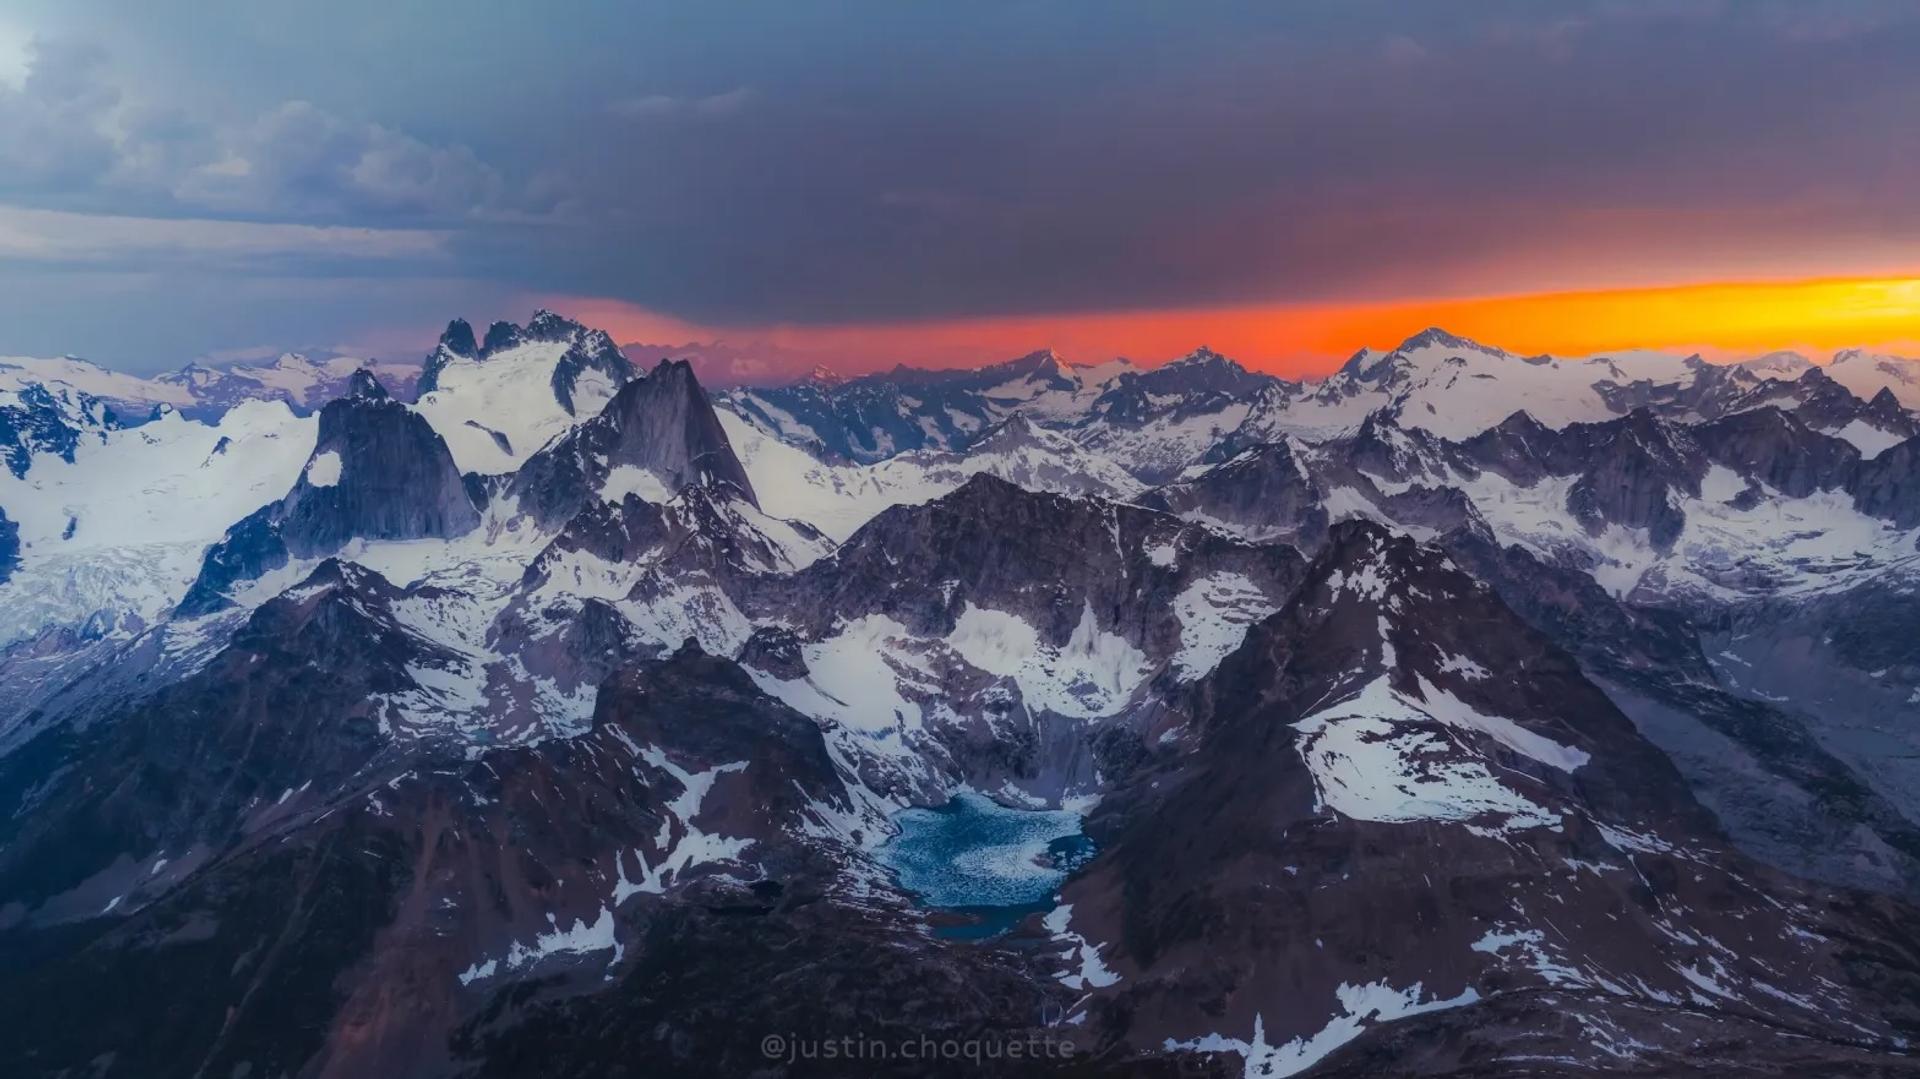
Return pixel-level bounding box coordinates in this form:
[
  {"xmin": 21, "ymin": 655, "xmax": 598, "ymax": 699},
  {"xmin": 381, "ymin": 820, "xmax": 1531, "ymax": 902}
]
[{"xmin": 878, "ymin": 792, "xmax": 1097, "ymax": 939}]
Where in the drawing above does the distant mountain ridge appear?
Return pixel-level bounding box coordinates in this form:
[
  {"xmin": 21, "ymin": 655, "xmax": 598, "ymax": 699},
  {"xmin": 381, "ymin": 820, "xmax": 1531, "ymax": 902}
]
[
  {"xmin": 1, "ymin": 351, "xmax": 423, "ymax": 423},
  {"xmin": 718, "ymin": 329, "xmax": 1920, "ymax": 469}
]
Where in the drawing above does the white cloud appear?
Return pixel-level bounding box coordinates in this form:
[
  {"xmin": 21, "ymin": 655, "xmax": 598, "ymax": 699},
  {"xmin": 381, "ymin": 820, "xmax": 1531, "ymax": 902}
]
[
  {"xmin": 0, "ymin": 205, "xmax": 450, "ymax": 265},
  {"xmin": 174, "ymin": 100, "xmax": 505, "ymax": 218},
  {"xmin": 0, "ymin": 21, "xmax": 36, "ymax": 89},
  {"xmin": 0, "ymin": 36, "xmax": 120, "ymax": 190},
  {"xmin": 0, "ymin": 37, "xmax": 509, "ymax": 222}
]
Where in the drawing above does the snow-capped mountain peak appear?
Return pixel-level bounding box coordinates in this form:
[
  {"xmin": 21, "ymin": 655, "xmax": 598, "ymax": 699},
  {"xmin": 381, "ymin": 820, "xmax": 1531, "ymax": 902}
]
[
  {"xmin": 1163, "ymin": 344, "xmax": 1242, "ymax": 370},
  {"xmin": 1829, "ymin": 347, "xmax": 1920, "ymax": 408},
  {"xmin": 1739, "ymin": 349, "xmax": 1816, "ymax": 380},
  {"xmin": 525, "ymin": 307, "xmax": 589, "ymax": 341},
  {"xmin": 344, "ymin": 367, "xmax": 390, "ymax": 401},
  {"xmin": 439, "ymin": 318, "xmax": 479, "ymax": 358},
  {"xmin": 412, "ymin": 311, "xmax": 637, "ymax": 473},
  {"xmin": 1393, "ymin": 325, "xmax": 1513, "ymax": 359},
  {"xmin": 801, "ymin": 363, "xmax": 845, "ymax": 386}
]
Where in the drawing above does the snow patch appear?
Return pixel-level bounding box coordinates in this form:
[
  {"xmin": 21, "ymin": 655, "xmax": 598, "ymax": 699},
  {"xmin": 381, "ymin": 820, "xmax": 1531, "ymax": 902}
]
[
  {"xmin": 1831, "ymin": 418, "xmax": 1906, "ymax": 460},
  {"xmin": 946, "ymin": 602, "xmax": 1151, "ymax": 717},
  {"xmin": 304, "ymin": 450, "xmax": 342, "ymax": 487},
  {"xmin": 600, "ymin": 464, "xmax": 672, "ymax": 504},
  {"xmin": 1171, "ymin": 572, "xmax": 1277, "ymax": 680},
  {"xmin": 1412, "ymin": 675, "xmax": 1589, "ymax": 770},
  {"xmin": 1293, "ymin": 677, "xmax": 1561, "ymax": 831},
  {"xmin": 1165, "ymin": 980, "xmax": 1480, "ymax": 1079},
  {"xmin": 1044, "ymin": 903, "xmax": 1120, "ymax": 990}
]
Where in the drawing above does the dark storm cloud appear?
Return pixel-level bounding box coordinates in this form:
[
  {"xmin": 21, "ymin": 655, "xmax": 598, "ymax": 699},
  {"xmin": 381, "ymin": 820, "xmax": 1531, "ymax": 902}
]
[
  {"xmin": 1, "ymin": 0, "xmax": 1917, "ymax": 364},
  {"xmin": 445, "ymin": 0, "xmax": 1920, "ymax": 324}
]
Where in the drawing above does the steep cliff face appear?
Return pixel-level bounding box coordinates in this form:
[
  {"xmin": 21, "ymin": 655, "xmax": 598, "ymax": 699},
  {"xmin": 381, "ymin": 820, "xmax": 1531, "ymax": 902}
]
[
  {"xmin": 1694, "ymin": 406, "xmax": 1858, "ymax": 498},
  {"xmin": 177, "ymin": 371, "xmax": 480, "ymax": 614},
  {"xmin": 1141, "ymin": 441, "xmax": 1329, "ymax": 547},
  {"xmin": 277, "ymin": 370, "xmax": 481, "ymax": 556},
  {"xmin": 1849, "ymin": 435, "xmax": 1920, "ymax": 528},
  {"xmin": 507, "ymin": 358, "xmax": 757, "ymax": 529},
  {"xmin": 415, "ymin": 318, "xmax": 479, "ymax": 396},
  {"xmin": 0, "ymin": 507, "xmax": 17, "ymax": 586}
]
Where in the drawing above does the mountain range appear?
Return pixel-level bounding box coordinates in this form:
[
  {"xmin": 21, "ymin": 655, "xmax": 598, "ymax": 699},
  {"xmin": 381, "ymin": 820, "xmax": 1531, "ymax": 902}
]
[{"xmin": 3, "ymin": 313, "xmax": 1919, "ymax": 1077}]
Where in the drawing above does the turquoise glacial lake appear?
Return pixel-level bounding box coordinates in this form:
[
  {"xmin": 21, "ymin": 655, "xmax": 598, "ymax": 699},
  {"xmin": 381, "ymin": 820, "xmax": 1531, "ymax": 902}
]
[{"xmin": 878, "ymin": 792, "xmax": 1097, "ymax": 939}]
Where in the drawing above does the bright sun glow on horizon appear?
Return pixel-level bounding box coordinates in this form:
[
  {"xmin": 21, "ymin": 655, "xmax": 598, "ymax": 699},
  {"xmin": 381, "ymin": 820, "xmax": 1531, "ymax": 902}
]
[{"xmin": 540, "ymin": 274, "xmax": 1920, "ymax": 379}]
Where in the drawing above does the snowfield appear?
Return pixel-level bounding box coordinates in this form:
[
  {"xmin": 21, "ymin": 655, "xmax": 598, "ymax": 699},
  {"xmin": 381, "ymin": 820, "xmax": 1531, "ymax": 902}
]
[{"xmin": 0, "ymin": 399, "xmax": 315, "ymax": 643}]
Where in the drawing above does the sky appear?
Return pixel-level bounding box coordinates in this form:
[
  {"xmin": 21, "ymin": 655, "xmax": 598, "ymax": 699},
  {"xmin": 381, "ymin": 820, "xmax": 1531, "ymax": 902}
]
[{"xmin": 0, "ymin": 0, "xmax": 1915, "ymax": 378}]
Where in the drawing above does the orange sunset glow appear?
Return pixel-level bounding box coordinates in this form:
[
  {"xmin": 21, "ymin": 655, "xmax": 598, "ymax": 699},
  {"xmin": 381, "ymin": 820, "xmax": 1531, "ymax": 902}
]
[{"xmin": 550, "ymin": 274, "xmax": 1920, "ymax": 379}]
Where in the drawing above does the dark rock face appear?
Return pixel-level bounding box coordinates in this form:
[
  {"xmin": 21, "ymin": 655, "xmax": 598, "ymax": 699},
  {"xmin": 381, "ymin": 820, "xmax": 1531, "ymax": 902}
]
[
  {"xmin": 766, "ymin": 474, "xmax": 1303, "ymax": 645},
  {"xmin": 1784, "ymin": 367, "xmax": 1899, "ymax": 430},
  {"xmin": 549, "ymin": 325, "xmax": 632, "ymax": 416},
  {"xmin": 1452, "ymin": 409, "xmax": 1706, "ymax": 549},
  {"xmin": 1438, "ymin": 388, "xmax": 1920, "ymax": 534},
  {"xmin": 738, "ymin": 625, "xmax": 807, "ymax": 679},
  {"xmin": 1141, "ymin": 441, "xmax": 1328, "ymax": 547},
  {"xmin": 508, "ymin": 359, "xmax": 756, "ymax": 528},
  {"xmin": 440, "ymin": 317, "xmax": 477, "ymax": 359},
  {"xmin": 0, "ymin": 506, "xmax": 17, "ymax": 586},
  {"xmin": 1863, "ymin": 386, "xmax": 1920, "ymax": 437},
  {"xmin": 1849, "ymin": 435, "xmax": 1920, "ymax": 527},
  {"xmin": 177, "ymin": 381, "xmax": 480, "ymax": 613},
  {"xmin": 1585, "ymin": 352, "xmax": 1874, "ymax": 428},
  {"xmin": 481, "ymin": 319, "xmax": 523, "ymax": 355},
  {"xmin": 278, "ymin": 383, "xmax": 480, "ymax": 556},
  {"xmin": 1712, "ymin": 366, "xmax": 1920, "ymax": 446},
  {"xmin": 343, "ymin": 366, "xmax": 390, "ymax": 401},
  {"xmin": 521, "ymin": 493, "xmax": 671, "ymax": 581},
  {"xmin": 1453, "ymin": 411, "xmax": 1557, "ymax": 486},
  {"xmin": 727, "ymin": 475, "xmax": 1307, "ymax": 802},
  {"xmin": 417, "ymin": 319, "xmax": 481, "ymax": 396},
  {"xmin": 1397, "ymin": 325, "xmax": 1496, "ymax": 355},
  {"xmin": 486, "ymin": 480, "xmax": 824, "ymax": 723},
  {"xmin": 1377, "ymin": 482, "xmax": 1481, "ymax": 533},
  {"xmin": 0, "ymin": 560, "xmax": 431, "ymax": 922},
  {"xmin": 1593, "ymin": 353, "xmax": 1734, "ymax": 416},
  {"xmin": 1345, "ymin": 408, "xmax": 1450, "ymax": 484},
  {"xmin": 0, "ymin": 384, "xmax": 111, "ymax": 478},
  {"xmin": 1694, "ymin": 407, "xmax": 1858, "ymax": 497},
  {"xmin": 1557, "ymin": 413, "xmax": 1703, "ymax": 550}
]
